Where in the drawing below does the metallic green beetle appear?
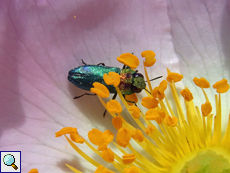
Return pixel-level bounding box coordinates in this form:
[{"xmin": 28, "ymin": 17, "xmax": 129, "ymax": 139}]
[{"xmin": 68, "ymin": 61, "xmax": 146, "ymax": 98}]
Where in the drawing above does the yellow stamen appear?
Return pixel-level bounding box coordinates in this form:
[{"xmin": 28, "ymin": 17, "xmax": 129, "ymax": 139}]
[
  {"xmin": 101, "ymin": 148, "xmax": 114, "ymax": 163},
  {"xmin": 180, "ymin": 87, "xmax": 194, "ymax": 101},
  {"xmin": 65, "ymin": 164, "xmax": 82, "ymax": 173},
  {"xmin": 55, "ymin": 127, "xmax": 84, "ymax": 143},
  {"xmin": 222, "ymin": 114, "xmax": 230, "ymax": 148},
  {"xmin": 103, "ymin": 130, "xmax": 115, "ymax": 144},
  {"xmin": 122, "ymin": 153, "xmax": 136, "ymax": 164},
  {"xmin": 129, "ymin": 106, "xmax": 140, "ymax": 119},
  {"xmin": 201, "ymin": 101, "xmax": 212, "ymax": 117},
  {"xmin": 88, "ymin": 129, "xmax": 114, "ymax": 151},
  {"xmin": 165, "ymin": 115, "xmax": 178, "ymax": 127},
  {"xmin": 106, "ymin": 100, "xmax": 122, "ymax": 113},
  {"xmin": 141, "ymin": 50, "xmax": 156, "ymax": 67},
  {"xmin": 112, "ymin": 116, "xmax": 123, "ymax": 130},
  {"xmin": 131, "ymin": 129, "xmax": 144, "ymax": 142},
  {"xmin": 152, "ymin": 87, "xmax": 165, "ymax": 100},
  {"xmin": 212, "ymin": 94, "xmax": 222, "ymax": 145},
  {"xmin": 143, "ymin": 65, "xmax": 153, "ymax": 92},
  {"xmin": 213, "ymin": 79, "xmax": 230, "ymax": 93},
  {"xmin": 193, "ymin": 77, "xmax": 210, "ymax": 88},
  {"xmin": 95, "ymin": 165, "xmax": 114, "ymax": 173},
  {"xmin": 88, "ymin": 129, "xmax": 104, "ymax": 146},
  {"xmin": 168, "ymin": 81, "xmax": 186, "ymax": 127},
  {"xmin": 103, "ymin": 72, "xmax": 120, "ymax": 87},
  {"xmin": 28, "ymin": 168, "xmax": 39, "ymax": 173},
  {"xmin": 55, "ymin": 127, "xmax": 78, "ymax": 136},
  {"xmin": 141, "ymin": 96, "xmax": 159, "ymax": 109},
  {"xmin": 90, "ymin": 82, "xmax": 110, "ymax": 98},
  {"xmin": 124, "ymin": 166, "xmax": 140, "ymax": 173},
  {"xmin": 117, "ymin": 53, "xmax": 139, "ymax": 69},
  {"xmin": 69, "ymin": 133, "xmax": 85, "ymax": 144},
  {"xmin": 64, "ymin": 135, "xmax": 101, "ymax": 168},
  {"xmin": 151, "ymin": 80, "xmax": 167, "ymax": 100},
  {"xmin": 115, "ymin": 85, "xmax": 147, "ymax": 131},
  {"xmin": 166, "ymin": 68, "xmax": 183, "ymax": 83},
  {"xmin": 116, "ymin": 128, "xmax": 131, "ymax": 147},
  {"xmin": 145, "ymin": 109, "xmax": 163, "ymax": 124},
  {"xmin": 158, "ymin": 109, "xmax": 166, "ymax": 119},
  {"xmin": 145, "ymin": 125, "xmax": 157, "ymax": 135},
  {"xmin": 125, "ymin": 94, "xmax": 138, "ymax": 106},
  {"xmin": 159, "ymin": 79, "xmax": 168, "ymax": 90},
  {"xmin": 58, "ymin": 51, "xmax": 230, "ymax": 173}
]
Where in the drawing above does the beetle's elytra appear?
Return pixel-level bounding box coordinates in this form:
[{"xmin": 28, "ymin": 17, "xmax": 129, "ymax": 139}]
[{"xmin": 68, "ymin": 63, "xmax": 146, "ymax": 96}]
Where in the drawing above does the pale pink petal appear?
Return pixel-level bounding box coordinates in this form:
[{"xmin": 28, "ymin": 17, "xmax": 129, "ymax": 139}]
[{"xmin": 0, "ymin": 0, "xmax": 229, "ymax": 172}]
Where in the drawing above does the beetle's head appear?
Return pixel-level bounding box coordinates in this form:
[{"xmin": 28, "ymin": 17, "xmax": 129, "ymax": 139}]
[{"xmin": 131, "ymin": 73, "xmax": 146, "ymax": 93}]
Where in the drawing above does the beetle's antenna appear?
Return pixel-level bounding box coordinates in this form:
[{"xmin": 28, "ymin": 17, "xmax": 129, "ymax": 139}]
[{"xmin": 145, "ymin": 76, "xmax": 163, "ymax": 82}]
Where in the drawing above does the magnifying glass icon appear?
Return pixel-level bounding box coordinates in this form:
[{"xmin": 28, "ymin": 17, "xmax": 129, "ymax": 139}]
[{"xmin": 3, "ymin": 154, "xmax": 18, "ymax": 170}]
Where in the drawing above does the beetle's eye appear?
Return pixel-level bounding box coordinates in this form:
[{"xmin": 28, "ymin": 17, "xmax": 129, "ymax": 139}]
[
  {"xmin": 133, "ymin": 73, "xmax": 144, "ymax": 78},
  {"xmin": 131, "ymin": 85, "xmax": 142, "ymax": 93}
]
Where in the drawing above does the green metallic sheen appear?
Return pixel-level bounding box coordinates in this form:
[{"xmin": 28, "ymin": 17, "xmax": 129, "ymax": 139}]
[
  {"xmin": 68, "ymin": 64, "xmax": 146, "ymax": 95},
  {"xmin": 133, "ymin": 76, "xmax": 146, "ymax": 89},
  {"xmin": 68, "ymin": 65, "xmax": 121, "ymax": 93},
  {"xmin": 118, "ymin": 68, "xmax": 135, "ymax": 95}
]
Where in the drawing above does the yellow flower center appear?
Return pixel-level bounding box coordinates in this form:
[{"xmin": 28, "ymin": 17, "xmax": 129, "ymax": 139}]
[{"xmin": 56, "ymin": 50, "xmax": 230, "ymax": 173}]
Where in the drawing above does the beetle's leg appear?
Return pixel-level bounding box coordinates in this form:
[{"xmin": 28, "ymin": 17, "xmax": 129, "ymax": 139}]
[
  {"xmin": 125, "ymin": 99, "xmax": 136, "ymax": 104},
  {"xmin": 81, "ymin": 60, "xmax": 105, "ymax": 66},
  {"xmin": 122, "ymin": 64, "xmax": 132, "ymax": 69},
  {"xmin": 125, "ymin": 65, "xmax": 131, "ymax": 69},
  {"xmin": 103, "ymin": 110, "xmax": 107, "ymax": 117},
  {"xmin": 103, "ymin": 92, "xmax": 117, "ymax": 117},
  {"xmin": 73, "ymin": 93, "xmax": 96, "ymax": 99},
  {"xmin": 97, "ymin": 62, "xmax": 105, "ymax": 66},
  {"xmin": 122, "ymin": 94, "xmax": 136, "ymax": 104},
  {"xmin": 112, "ymin": 92, "xmax": 118, "ymax": 100},
  {"xmin": 81, "ymin": 59, "xmax": 87, "ymax": 65},
  {"xmin": 122, "ymin": 65, "xmax": 126, "ymax": 69}
]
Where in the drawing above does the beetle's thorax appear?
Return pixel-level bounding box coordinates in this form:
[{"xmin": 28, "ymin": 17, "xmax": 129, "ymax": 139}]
[{"xmin": 118, "ymin": 69, "xmax": 135, "ymax": 95}]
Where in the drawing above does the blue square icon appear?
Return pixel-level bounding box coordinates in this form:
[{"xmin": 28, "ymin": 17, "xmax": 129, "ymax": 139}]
[{"xmin": 1, "ymin": 151, "xmax": 21, "ymax": 173}]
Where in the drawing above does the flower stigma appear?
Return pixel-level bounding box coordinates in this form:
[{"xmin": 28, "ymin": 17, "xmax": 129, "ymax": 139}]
[{"xmin": 56, "ymin": 50, "xmax": 230, "ymax": 173}]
